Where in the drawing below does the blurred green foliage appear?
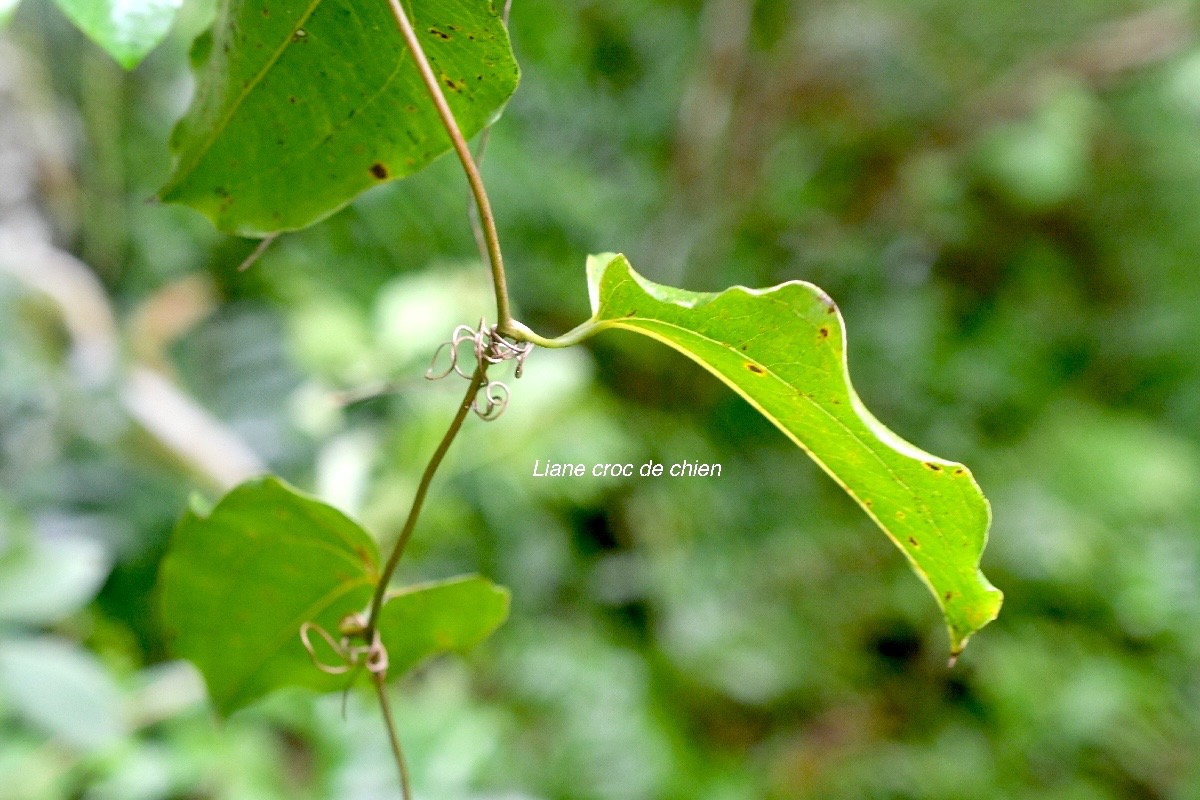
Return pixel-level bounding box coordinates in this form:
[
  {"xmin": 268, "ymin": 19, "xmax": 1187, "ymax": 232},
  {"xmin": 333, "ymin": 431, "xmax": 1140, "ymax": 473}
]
[{"xmin": 3, "ymin": 0, "xmax": 1200, "ymax": 798}]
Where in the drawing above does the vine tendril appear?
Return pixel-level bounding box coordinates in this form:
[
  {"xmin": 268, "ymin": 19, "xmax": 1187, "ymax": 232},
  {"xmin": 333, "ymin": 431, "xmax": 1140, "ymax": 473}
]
[
  {"xmin": 426, "ymin": 318, "xmax": 531, "ymax": 420},
  {"xmin": 299, "ymin": 612, "xmax": 389, "ymax": 677}
]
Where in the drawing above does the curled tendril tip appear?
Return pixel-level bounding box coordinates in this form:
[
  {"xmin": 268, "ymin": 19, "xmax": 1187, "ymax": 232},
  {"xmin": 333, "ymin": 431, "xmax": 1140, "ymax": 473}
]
[
  {"xmin": 300, "ymin": 612, "xmax": 389, "ymax": 677},
  {"xmin": 425, "ymin": 318, "xmax": 531, "ymax": 420}
]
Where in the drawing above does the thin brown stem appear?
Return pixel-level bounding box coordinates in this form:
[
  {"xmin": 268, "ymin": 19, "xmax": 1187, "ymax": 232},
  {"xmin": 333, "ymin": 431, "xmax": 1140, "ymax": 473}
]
[
  {"xmin": 386, "ymin": 0, "xmax": 513, "ymax": 332},
  {"xmin": 363, "ymin": 363, "xmax": 487, "ymax": 640},
  {"xmin": 373, "ymin": 672, "xmax": 413, "ymax": 800}
]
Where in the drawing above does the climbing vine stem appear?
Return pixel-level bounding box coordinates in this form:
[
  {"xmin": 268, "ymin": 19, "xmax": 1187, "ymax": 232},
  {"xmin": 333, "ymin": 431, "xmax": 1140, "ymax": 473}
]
[
  {"xmin": 468, "ymin": 0, "xmax": 512, "ymax": 266},
  {"xmin": 374, "ymin": 672, "xmax": 414, "ymax": 800},
  {"xmin": 361, "ymin": 2, "xmax": 552, "ymax": 793},
  {"xmin": 357, "ymin": 361, "xmax": 486, "ymax": 796},
  {"xmin": 385, "ymin": 0, "xmax": 514, "ymax": 334},
  {"xmin": 363, "ymin": 362, "xmax": 488, "ymax": 642}
]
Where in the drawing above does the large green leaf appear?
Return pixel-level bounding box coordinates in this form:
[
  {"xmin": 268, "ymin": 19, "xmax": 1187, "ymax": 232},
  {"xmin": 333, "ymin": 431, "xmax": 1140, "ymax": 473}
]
[
  {"xmin": 159, "ymin": 0, "xmax": 519, "ymax": 235},
  {"xmin": 159, "ymin": 477, "xmax": 510, "ymax": 715},
  {"xmin": 160, "ymin": 476, "xmax": 380, "ymax": 715},
  {"xmin": 577, "ymin": 254, "xmax": 1002, "ymax": 654},
  {"xmin": 51, "ymin": 0, "xmax": 182, "ymax": 69}
]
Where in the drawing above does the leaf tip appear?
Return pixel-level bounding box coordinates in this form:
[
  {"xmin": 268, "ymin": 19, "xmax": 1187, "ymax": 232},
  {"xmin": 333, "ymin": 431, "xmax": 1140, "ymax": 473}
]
[{"xmin": 946, "ymin": 578, "xmax": 1003, "ymax": 657}]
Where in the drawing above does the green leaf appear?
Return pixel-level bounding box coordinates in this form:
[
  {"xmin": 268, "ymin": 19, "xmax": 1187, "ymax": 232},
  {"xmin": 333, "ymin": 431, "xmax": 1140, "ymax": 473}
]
[
  {"xmin": 159, "ymin": 476, "xmax": 380, "ymax": 715},
  {"xmin": 51, "ymin": 0, "xmax": 181, "ymax": 69},
  {"xmin": 159, "ymin": 477, "xmax": 510, "ymax": 715},
  {"xmin": 159, "ymin": 0, "xmax": 520, "ymax": 236},
  {"xmin": 375, "ymin": 575, "xmax": 510, "ymax": 675},
  {"xmin": 579, "ymin": 254, "xmax": 1002, "ymax": 654}
]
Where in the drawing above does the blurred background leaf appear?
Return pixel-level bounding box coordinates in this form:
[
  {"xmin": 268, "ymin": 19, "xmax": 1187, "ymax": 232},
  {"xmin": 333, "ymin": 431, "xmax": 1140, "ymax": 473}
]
[{"xmin": 50, "ymin": 0, "xmax": 182, "ymax": 69}]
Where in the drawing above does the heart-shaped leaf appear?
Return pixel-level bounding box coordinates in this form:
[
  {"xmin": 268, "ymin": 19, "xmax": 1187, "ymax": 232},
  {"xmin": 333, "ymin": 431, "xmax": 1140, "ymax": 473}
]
[
  {"xmin": 159, "ymin": 0, "xmax": 520, "ymax": 236},
  {"xmin": 160, "ymin": 476, "xmax": 380, "ymax": 715},
  {"xmin": 159, "ymin": 477, "xmax": 510, "ymax": 715},
  {"xmin": 575, "ymin": 254, "xmax": 1002, "ymax": 654}
]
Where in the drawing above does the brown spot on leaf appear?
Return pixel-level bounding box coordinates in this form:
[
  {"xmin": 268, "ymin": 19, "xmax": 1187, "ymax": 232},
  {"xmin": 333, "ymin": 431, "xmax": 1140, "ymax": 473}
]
[
  {"xmin": 923, "ymin": 462, "xmax": 942, "ymax": 471},
  {"xmin": 817, "ymin": 326, "xmax": 830, "ymax": 340},
  {"xmin": 907, "ymin": 536, "xmax": 919, "ymax": 547},
  {"xmin": 895, "ymin": 510, "xmax": 906, "ymax": 520},
  {"xmin": 953, "ymin": 467, "xmax": 966, "ymax": 476},
  {"xmin": 261, "ymin": 7, "xmax": 269, "ymax": 16},
  {"xmin": 370, "ymin": 162, "xmax": 389, "ymax": 180},
  {"xmin": 864, "ymin": 499, "xmax": 873, "ymax": 508},
  {"xmin": 429, "ymin": 27, "xmax": 451, "ymax": 40},
  {"xmin": 287, "ymin": 96, "xmax": 297, "ymax": 104},
  {"xmin": 746, "ymin": 363, "xmax": 766, "ymax": 375},
  {"xmin": 944, "ymin": 591, "xmax": 956, "ymax": 601}
]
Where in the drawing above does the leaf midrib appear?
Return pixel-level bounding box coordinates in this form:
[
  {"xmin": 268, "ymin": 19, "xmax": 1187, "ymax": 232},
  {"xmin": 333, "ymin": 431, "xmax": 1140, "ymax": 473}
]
[
  {"xmin": 595, "ymin": 268, "xmax": 953, "ymax": 548},
  {"xmin": 588, "ymin": 257, "xmax": 999, "ymax": 648},
  {"xmin": 602, "ymin": 312, "xmax": 959, "ymax": 591}
]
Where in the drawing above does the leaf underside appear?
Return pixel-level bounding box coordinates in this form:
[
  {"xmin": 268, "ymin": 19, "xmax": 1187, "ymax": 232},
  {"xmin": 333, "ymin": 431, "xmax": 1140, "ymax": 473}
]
[
  {"xmin": 160, "ymin": 0, "xmax": 520, "ymax": 236},
  {"xmin": 583, "ymin": 254, "xmax": 1003, "ymax": 654},
  {"xmin": 159, "ymin": 477, "xmax": 511, "ymax": 716}
]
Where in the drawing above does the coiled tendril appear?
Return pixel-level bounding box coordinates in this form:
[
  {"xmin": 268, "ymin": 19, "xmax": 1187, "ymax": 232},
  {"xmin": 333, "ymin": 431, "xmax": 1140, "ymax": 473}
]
[
  {"xmin": 426, "ymin": 319, "xmax": 531, "ymax": 420},
  {"xmin": 300, "ymin": 612, "xmax": 388, "ymax": 677}
]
